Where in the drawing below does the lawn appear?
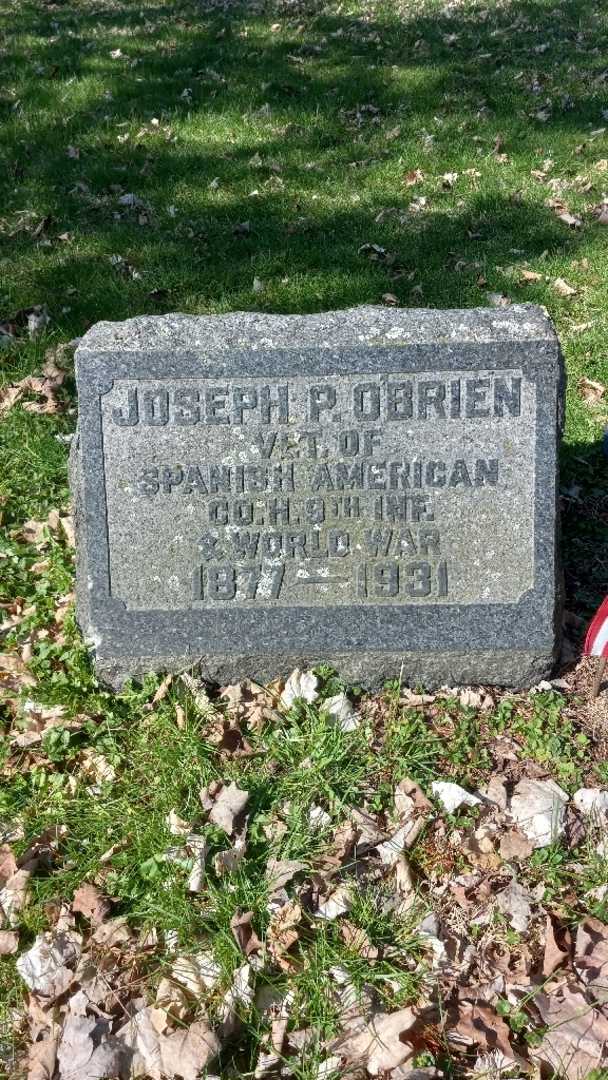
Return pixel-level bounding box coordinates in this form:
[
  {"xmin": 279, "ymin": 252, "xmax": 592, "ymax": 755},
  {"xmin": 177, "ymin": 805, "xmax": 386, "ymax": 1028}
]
[{"xmin": 1, "ymin": 0, "xmax": 608, "ymax": 1076}]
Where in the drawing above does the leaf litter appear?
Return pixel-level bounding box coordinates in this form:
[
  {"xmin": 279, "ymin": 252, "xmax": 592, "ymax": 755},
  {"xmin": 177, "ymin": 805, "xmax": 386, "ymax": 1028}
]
[{"xmin": 6, "ymin": 659, "xmax": 608, "ymax": 1078}]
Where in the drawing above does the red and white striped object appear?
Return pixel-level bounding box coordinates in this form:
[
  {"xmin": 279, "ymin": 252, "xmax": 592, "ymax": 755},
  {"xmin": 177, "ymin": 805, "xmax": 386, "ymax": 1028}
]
[{"xmin": 585, "ymin": 597, "xmax": 608, "ymax": 658}]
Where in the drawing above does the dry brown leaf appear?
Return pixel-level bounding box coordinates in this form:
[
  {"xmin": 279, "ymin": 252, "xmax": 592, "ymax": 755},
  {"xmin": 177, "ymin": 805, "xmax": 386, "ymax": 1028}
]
[
  {"xmin": 350, "ymin": 807, "xmax": 385, "ymax": 849},
  {"xmin": 531, "ymin": 982, "xmax": 608, "ymax": 1079},
  {"xmin": 171, "ymin": 950, "xmax": 220, "ymax": 996},
  {"xmin": 56, "ymin": 1012, "xmax": 126, "ymax": 1080},
  {"xmin": 574, "ymin": 917, "xmax": 608, "ymax": 1004},
  {"xmin": 0, "ymin": 867, "xmax": 32, "ymax": 926},
  {"xmin": 155, "ymin": 977, "xmax": 190, "ymax": 1024},
  {"xmin": 72, "ymin": 883, "xmax": 111, "ymax": 926},
  {"xmin": 267, "ymin": 900, "xmax": 301, "ymax": 971},
  {"xmin": 266, "ymin": 857, "xmax": 306, "ymax": 893},
  {"xmin": 395, "ymin": 776, "xmax": 432, "ymax": 818},
  {"xmin": 16, "ymin": 927, "xmax": 82, "ymax": 1001},
  {"xmin": 202, "ymin": 781, "xmax": 249, "ymax": 834},
  {"xmin": 579, "ymin": 376, "xmax": 605, "ymax": 404},
  {"xmin": 78, "ymin": 749, "xmax": 116, "ymax": 785},
  {"xmin": 0, "ymin": 348, "xmax": 67, "ymax": 420},
  {"xmin": 316, "ymin": 819, "xmax": 357, "ymax": 870},
  {"xmin": 214, "ymin": 833, "xmax": 246, "ymax": 876},
  {"xmin": 452, "ymin": 1002, "xmax": 525, "ymax": 1067},
  {"xmin": 499, "ymin": 827, "xmax": 534, "ymax": 862},
  {"xmin": 206, "ymin": 716, "xmax": 253, "ymax": 756},
  {"xmin": 521, "ymin": 269, "xmax": 543, "ymax": 283},
  {"xmin": 404, "ymin": 168, "xmax": 424, "ymax": 186},
  {"xmin": 90, "ymin": 916, "xmax": 132, "ymax": 949},
  {"xmin": 332, "ymin": 1007, "xmax": 418, "ymax": 1075},
  {"xmin": 230, "ymin": 910, "xmax": 262, "ymax": 957},
  {"xmin": 315, "ymin": 885, "xmax": 352, "ymax": 921},
  {"xmin": 144, "ymin": 673, "xmax": 172, "ymax": 710},
  {"xmin": 553, "ymin": 276, "xmax": 577, "ymax": 297},
  {"xmin": 159, "ymin": 1020, "xmax": 220, "ymax": 1080},
  {"xmin": 543, "ymin": 915, "xmax": 570, "ymax": 977},
  {"xmin": 27, "ymin": 1026, "xmax": 60, "ymax": 1080},
  {"xmin": 0, "ymin": 929, "xmax": 19, "ymax": 954},
  {"xmin": 115, "ymin": 1004, "xmax": 162, "ymax": 1076},
  {"xmin": 0, "ymin": 844, "xmax": 18, "ymax": 884}
]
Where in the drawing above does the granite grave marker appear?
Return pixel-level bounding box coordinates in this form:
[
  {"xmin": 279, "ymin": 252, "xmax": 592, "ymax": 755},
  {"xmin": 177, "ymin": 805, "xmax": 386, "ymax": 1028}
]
[{"xmin": 71, "ymin": 305, "xmax": 564, "ymax": 687}]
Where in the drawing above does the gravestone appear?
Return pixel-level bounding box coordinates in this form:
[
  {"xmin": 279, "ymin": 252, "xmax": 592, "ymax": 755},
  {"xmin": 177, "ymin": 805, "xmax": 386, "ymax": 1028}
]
[{"xmin": 71, "ymin": 305, "xmax": 564, "ymax": 688}]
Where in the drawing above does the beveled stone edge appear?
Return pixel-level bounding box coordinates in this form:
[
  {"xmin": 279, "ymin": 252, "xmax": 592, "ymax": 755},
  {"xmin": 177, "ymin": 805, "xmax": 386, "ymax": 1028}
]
[{"xmin": 77, "ymin": 304, "xmax": 557, "ymax": 353}]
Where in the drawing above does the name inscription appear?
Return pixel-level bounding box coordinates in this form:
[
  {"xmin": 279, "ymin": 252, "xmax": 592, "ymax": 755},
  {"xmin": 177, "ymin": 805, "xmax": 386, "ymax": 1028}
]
[
  {"xmin": 112, "ymin": 375, "xmax": 521, "ymax": 427},
  {"xmin": 100, "ymin": 370, "xmax": 535, "ymax": 610}
]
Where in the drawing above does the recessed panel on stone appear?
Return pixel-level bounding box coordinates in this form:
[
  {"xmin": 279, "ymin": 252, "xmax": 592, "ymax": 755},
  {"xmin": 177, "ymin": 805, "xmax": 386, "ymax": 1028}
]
[{"xmin": 71, "ymin": 306, "xmax": 564, "ymax": 688}]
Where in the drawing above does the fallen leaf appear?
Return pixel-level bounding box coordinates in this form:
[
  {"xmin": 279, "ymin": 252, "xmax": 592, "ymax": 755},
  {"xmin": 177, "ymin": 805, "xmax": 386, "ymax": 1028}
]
[
  {"xmin": 521, "ymin": 269, "xmax": 543, "ymax": 283},
  {"xmin": 401, "ymin": 688, "xmax": 435, "ymax": 706},
  {"xmin": 452, "ymin": 1002, "xmax": 525, "ymax": 1067},
  {"xmin": 78, "ymin": 749, "xmax": 116, "ymax": 785},
  {"xmin": 166, "ymin": 808, "xmax": 191, "ymax": 836},
  {"xmin": 499, "ymin": 828, "xmax": 534, "ymax": 862},
  {"xmin": 159, "ymin": 1019, "xmax": 220, "ymax": 1080},
  {"xmin": 214, "ymin": 833, "xmax": 247, "ymax": 875},
  {"xmin": 404, "ymin": 168, "xmax": 424, "ymax": 185},
  {"xmin": 531, "ymin": 982, "xmax": 608, "ymax": 1079},
  {"xmin": 350, "ymin": 807, "xmax": 385, "ymax": 849},
  {"xmin": 231, "ymin": 910, "xmax": 262, "ymax": 956},
  {"xmin": 0, "ymin": 867, "xmax": 32, "ymax": 926},
  {"xmin": 185, "ymin": 833, "xmax": 208, "ymax": 892},
  {"xmin": 574, "ymin": 917, "xmax": 608, "ymax": 1004},
  {"xmin": 495, "ymin": 879, "xmax": 533, "ymax": 932},
  {"xmin": 266, "ymin": 857, "xmax": 307, "ymax": 893},
  {"xmin": 56, "ymin": 1012, "xmax": 126, "ymax": 1080},
  {"xmin": 553, "ymin": 276, "xmax": 577, "ymax": 297},
  {"xmin": 71, "ymin": 883, "xmax": 111, "ymax": 926},
  {"xmin": 172, "ymin": 950, "xmax": 221, "ymax": 996},
  {"xmin": 543, "ymin": 914, "xmax": 570, "ymax": 977},
  {"xmin": 509, "ymin": 778, "xmax": 568, "ymax": 848},
  {"xmin": 280, "ymin": 669, "xmax": 318, "ymax": 708},
  {"xmin": 320, "ymin": 692, "xmax": 358, "ymax": 731},
  {"xmin": 145, "ymin": 673, "xmax": 173, "ymax": 710},
  {"xmin": 432, "ymin": 781, "xmax": 481, "ymax": 812},
  {"xmin": 340, "ymin": 920, "xmax": 378, "ymax": 961},
  {"xmin": 309, "ymin": 804, "xmax": 331, "ymax": 830},
  {"xmin": 332, "ymin": 1008, "xmax": 418, "ymax": 1075},
  {"xmin": 27, "ymin": 1027, "xmax": 60, "ymax": 1080},
  {"xmin": 220, "ymin": 961, "xmax": 254, "ymax": 1032},
  {"xmin": 115, "ymin": 1005, "xmax": 162, "ymax": 1077},
  {"xmin": 203, "ymin": 781, "xmax": 249, "ymax": 834},
  {"xmin": 0, "ymin": 929, "xmax": 19, "ymax": 954},
  {"xmin": 0, "ymin": 845, "xmax": 18, "ymax": 884},
  {"xmin": 315, "ymin": 885, "xmax": 352, "ymax": 921},
  {"xmin": 487, "ymin": 291, "xmax": 511, "ymax": 307},
  {"xmin": 578, "ymin": 378, "xmax": 605, "ymax": 405},
  {"xmin": 16, "ymin": 927, "xmax": 82, "ymax": 1000},
  {"xmin": 267, "ymin": 899, "xmax": 302, "ymax": 970},
  {"xmin": 441, "ymin": 171, "xmax": 458, "ymax": 190}
]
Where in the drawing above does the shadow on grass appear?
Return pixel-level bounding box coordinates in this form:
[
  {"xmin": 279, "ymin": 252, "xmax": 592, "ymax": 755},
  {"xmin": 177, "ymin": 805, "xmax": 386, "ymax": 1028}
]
[
  {"xmin": 2, "ymin": 0, "xmax": 605, "ymax": 316},
  {"xmin": 1, "ymin": 0, "xmax": 607, "ymax": 614},
  {"xmin": 562, "ymin": 438, "xmax": 608, "ymax": 620}
]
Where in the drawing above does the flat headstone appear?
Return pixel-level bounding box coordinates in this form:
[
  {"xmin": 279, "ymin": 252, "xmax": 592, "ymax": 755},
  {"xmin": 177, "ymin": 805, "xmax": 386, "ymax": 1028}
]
[{"xmin": 71, "ymin": 305, "xmax": 563, "ymax": 688}]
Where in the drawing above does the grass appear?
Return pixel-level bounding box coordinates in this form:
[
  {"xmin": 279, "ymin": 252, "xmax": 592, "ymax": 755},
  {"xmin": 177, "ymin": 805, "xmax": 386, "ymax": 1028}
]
[{"xmin": 1, "ymin": 0, "xmax": 608, "ymax": 1073}]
